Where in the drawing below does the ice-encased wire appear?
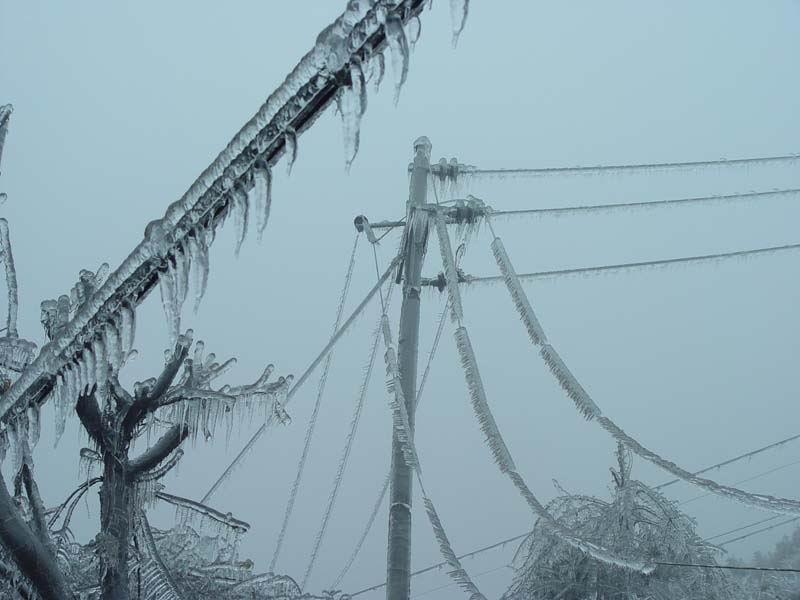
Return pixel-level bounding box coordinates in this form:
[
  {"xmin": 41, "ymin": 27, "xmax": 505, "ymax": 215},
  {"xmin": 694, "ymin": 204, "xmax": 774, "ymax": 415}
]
[
  {"xmin": 270, "ymin": 235, "xmax": 359, "ymax": 573},
  {"xmin": 490, "ymin": 232, "xmax": 800, "ymax": 517}
]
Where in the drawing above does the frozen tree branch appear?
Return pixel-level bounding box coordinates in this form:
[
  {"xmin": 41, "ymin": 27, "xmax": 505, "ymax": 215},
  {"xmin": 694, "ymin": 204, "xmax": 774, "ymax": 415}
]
[
  {"xmin": 128, "ymin": 424, "xmax": 189, "ymax": 479},
  {"xmin": 0, "ymin": 470, "xmax": 74, "ymax": 600}
]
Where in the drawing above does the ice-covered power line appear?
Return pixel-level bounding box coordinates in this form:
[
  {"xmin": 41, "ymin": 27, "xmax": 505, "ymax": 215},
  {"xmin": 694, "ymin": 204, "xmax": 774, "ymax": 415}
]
[
  {"xmin": 486, "ymin": 188, "xmax": 800, "ymax": 219},
  {"xmin": 655, "ymin": 432, "xmax": 800, "ymax": 490},
  {"xmin": 487, "ymin": 232, "xmax": 800, "ymax": 516},
  {"xmin": 461, "ymin": 152, "xmax": 800, "ymax": 179},
  {"xmin": 455, "ymin": 242, "xmax": 800, "ymax": 286},
  {"xmin": 718, "ymin": 518, "xmax": 800, "ymax": 548},
  {"xmin": 705, "ymin": 515, "xmax": 782, "ymax": 543},
  {"xmin": 271, "ymin": 236, "xmax": 359, "ymax": 574},
  {"xmin": 679, "ymin": 458, "xmax": 800, "ymax": 507}
]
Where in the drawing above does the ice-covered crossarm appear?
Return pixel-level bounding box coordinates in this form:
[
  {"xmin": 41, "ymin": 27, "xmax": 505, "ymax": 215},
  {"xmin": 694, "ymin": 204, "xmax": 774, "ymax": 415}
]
[{"xmin": 0, "ymin": 0, "xmax": 433, "ymax": 423}]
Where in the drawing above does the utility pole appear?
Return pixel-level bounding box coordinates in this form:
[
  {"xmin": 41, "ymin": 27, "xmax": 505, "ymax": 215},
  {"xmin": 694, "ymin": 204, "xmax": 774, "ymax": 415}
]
[{"xmin": 386, "ymin": 136, "xmax": 431, "ymax": 600}]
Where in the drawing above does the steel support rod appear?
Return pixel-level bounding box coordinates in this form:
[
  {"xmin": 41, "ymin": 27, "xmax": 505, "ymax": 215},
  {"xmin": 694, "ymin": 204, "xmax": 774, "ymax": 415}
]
[{"xmin": 386, "ymin": 137, "xmax": 431, "ymax": 600}]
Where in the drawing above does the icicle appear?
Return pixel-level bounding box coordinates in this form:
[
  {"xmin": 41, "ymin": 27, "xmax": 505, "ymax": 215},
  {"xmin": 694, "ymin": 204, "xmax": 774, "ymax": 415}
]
[
  {"xmin": 158, "ymin": 263, "xmax": 180, "ymax": 343},
  {"xmin": 53, "ymin": 373, "xmax": 68, "ymax": 446},
  {"xmin": 250, "ymin": 163, "xmax": 272, "ymax": 241},
  {"xmin": 384, "ymin": 14, "xmax": 409, "ymax": 104},
  {"xmin": 284, "ymin": 128, "xmax": 298, "ymax": 176},
  {"xmin": 454, "ymin": 326, "xmax": 515, "ymax": 472},
  {"xmin": 435, "ymin": 211, "xmax": 464, "ymax": 322},
  {"xmin": 84, "ymin": 347, "xmax": 96, "ymax": 387},
  {"xmin": 186, "ymin": 229, "xmax": 209, "ymax": 313},
  {"xmin": 338, "ymin": 87, "xmax": 361, "ymax": 171},
  {"xmin": 407, "ymin": 16, "xmax": 422, "ymax": 48},
  {"xmin": 230, "ymin": 185, "xmax": 249, "ymax": 256},
  {"xmin": 491, "ymin": 237, "xmax": 547, "ymax": 346},
  {"xmin": 119, "ymin": 302, "xmax": 136, "ymax": 354},
  {"xmin": 449, "ymin": 0, "xmax": 470, "ymax": 47},
  {"xmin": 371, "ymin": 52, "xmax": 385, "ymax": 92},
  {"xmin": 174, "ymin": 243, "xmax": 190, "ymax": 309}
]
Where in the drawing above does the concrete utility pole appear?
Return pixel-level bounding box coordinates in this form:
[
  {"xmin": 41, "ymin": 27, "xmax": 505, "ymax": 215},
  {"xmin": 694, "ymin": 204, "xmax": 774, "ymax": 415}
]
[{"xmin": 386, "ymin": 136, "xmax": 431, "ymax": 600}]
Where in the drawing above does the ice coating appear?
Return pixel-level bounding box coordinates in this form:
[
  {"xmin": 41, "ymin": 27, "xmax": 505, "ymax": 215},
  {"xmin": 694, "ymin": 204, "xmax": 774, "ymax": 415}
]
[
  {"xmin": 0, "ymin": 104, "xmax": 11, "ymax": 169},
  {"xmin": 159, "ymin": 265, "xmax": 180, "ymax": 344},
  {"xmin": 119, "ymin": 302, "xmax": 136, "ymax": 354},
  {"xmin": 186, "ymin": 229, "xmax": 209, "ymax": 314},
  {"xmin": 249, "ymin": 164, "xmax": 272, "ymax": 241},
  {"xmin": 371, "ymin": 52, "xmax": 385, "ymax": 92}
]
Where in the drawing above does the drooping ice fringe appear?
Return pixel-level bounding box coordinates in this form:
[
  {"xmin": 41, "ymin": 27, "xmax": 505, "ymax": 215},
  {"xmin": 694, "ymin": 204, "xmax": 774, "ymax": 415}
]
[
  {"xmin": 454, "ymin": 326, "xmax": 515, "ymax": 472},
  {"xmin": 492, "ymin": 233, "xmax": 800, "ymax": 516},
  {"xmin": 491, "ymin": 237, "xmax": 547, "ymax": 346},
  {"xmin": 449, "ymin": 0, "xmax": 470, "ymax": 47}
]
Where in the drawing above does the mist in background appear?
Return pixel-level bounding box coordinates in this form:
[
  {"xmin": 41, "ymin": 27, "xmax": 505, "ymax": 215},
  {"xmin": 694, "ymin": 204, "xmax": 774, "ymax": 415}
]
[{"xmin": 2, "ymin": 1, "xmax": 800, "ymax": 597}]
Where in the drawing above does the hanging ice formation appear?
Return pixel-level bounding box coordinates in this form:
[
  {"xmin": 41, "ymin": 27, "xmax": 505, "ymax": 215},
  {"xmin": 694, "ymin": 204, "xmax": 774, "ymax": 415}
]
[
  {"xmin": 490, "ymin": 234, "xmax": 800, "ymax": 517},
  {"xmin": 383, "ymin": 13, "xmax": 409, "ymax": 104},
  {"xmin": 407, "ymin": 16, "xmax": 422, "ymax": 49},
  {"xmin": 338, "ymin": 58, "xmax": 367, "ymax": 170},
  {"xmin": 370, "ymin": 52, "xmax": 385, "ymax": 92},
  {"xmin": 284, "ymin": 128, "xmax": 298, "ymax": 176},
  {"xmin": 449, "ymin": 0, "xmax": 470, "ymax": 47},
  {"xmin": 434, "ymin": 211, "xmax": 464, "ymax": 322}
]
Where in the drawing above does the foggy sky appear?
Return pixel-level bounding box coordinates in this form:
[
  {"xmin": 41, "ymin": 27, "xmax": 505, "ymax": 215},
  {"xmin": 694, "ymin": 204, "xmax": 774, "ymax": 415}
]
[{"xmin": 2, "ymin": 2, "xmax": 800, "ymax": 598}]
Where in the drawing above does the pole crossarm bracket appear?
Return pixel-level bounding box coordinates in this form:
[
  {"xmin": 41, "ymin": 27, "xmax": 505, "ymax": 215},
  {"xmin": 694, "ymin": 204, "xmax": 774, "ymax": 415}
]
[{"xmin": 0, "ymin": 0, "xmax": 429, "ymax": 424}]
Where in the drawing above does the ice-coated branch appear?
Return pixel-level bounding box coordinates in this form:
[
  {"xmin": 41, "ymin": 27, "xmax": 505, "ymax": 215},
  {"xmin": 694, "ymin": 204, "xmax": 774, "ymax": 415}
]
[
  {"xmin": 0, "ymin": 219, "xmax": 19, "ymax": 337},
  {"xmin": 19, "ymin": 464, "xmax": 53, "ymax": 554},
  {"xmin": 124, "ymin": 333, "xmax": 192, "ymax": 433},
  {"xmin": 127, "ymin": 424, "xmax": 189, "ymax": 479},
  {"xmin": 154, "ymin": 491, "xmax": 249, "ymax": 534},
  {"xmin": 137, "ymin": 511, "xmax": 188, "ymax": 600},
  {"xmin": 75, "ymin": 384, "xmax": 106, "ymax": 450},
  {"xmin": 0, "ymin": 469, "xmax": 74, "ymax": 600}
]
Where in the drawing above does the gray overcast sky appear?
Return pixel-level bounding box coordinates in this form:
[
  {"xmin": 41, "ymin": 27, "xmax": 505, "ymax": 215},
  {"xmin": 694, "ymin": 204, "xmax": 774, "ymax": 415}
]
[{"xmin": 2, "ymin": 1, "xmax": 800, "ymax": 598}]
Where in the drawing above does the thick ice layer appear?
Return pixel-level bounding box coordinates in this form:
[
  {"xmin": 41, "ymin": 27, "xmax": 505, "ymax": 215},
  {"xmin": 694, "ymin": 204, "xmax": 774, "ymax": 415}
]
[
  {"xmin": 381, "ymin": 314, "xmax": 418, "ymax": 470},
  {"xmin": 159, "ymin": 266, "xmax": 180, "ymax": 344}
]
